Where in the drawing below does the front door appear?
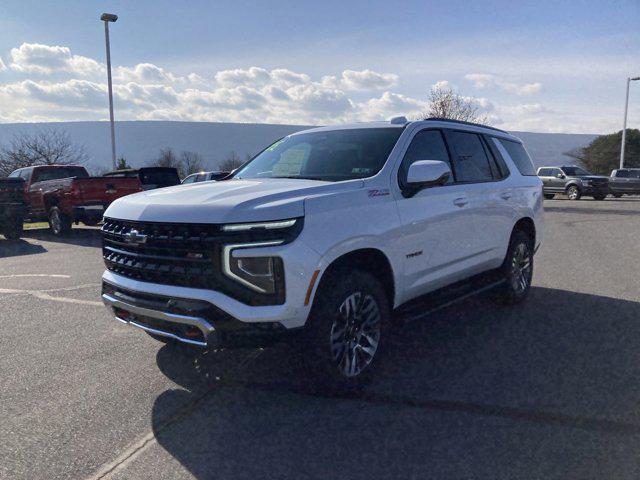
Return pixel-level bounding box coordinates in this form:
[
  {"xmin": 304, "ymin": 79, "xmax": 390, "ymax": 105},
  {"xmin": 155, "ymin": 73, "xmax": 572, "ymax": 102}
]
[{"xmin": 395, "ymin": 128, "xmax": 478, "ymax": 302}]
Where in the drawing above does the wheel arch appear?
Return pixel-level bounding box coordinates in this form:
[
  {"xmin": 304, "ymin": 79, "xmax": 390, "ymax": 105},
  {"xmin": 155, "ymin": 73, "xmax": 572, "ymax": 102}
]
[
  {"xmin": 312, "ymin": 248, "xmax": 396, "ymax": 310},
  {"xmin": 512, "ymin": 216, "xmax": 536, "ymax": 245}
]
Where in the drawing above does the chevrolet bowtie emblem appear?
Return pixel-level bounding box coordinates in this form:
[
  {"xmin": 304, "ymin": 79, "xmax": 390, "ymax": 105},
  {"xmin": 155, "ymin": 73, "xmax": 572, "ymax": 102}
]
[{"xmin": 123, "ymin": 229, "xmax": 147, "ymax": 245}]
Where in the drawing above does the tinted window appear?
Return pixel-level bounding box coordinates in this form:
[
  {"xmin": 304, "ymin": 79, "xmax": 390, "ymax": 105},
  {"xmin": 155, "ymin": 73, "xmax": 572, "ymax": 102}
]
[
  {"xmin": 33, "ymin": 167, "xmax": 88, "ymax": 182},
  {"xmin": 616, "ymin": 170, "xmax": 630, "ymax": 178},
  {"xmin": 140, "ymin": 170, "xmax": 180, "ymax": 187},
  {"xmin": 561, "ymin": 166, "xmax": 591, "ymax": 176},
  {"xmin": 9, "ymin": 170, "xmax": 21, "ymax": 178},
  {"xmin": 234, "ymin": 128, "xmax": 403, "ymax": 182},
  {"xmin": 399, "ymin": 129, "xmax": 452, "ymax": 187},
  {"xmin": 448, "ymin": 131, "xmax": 493, "ymax": 182},
  {"xmin": 182, "ymin": 174, "xmax": 197, "ymax": 184},
  {"xmin": 537, "ymin": 168, "xmax": 551, "ymax": 176},
  {"xmin": 497, "ymin": 139, "xmax": 536, "ymax": 176}
]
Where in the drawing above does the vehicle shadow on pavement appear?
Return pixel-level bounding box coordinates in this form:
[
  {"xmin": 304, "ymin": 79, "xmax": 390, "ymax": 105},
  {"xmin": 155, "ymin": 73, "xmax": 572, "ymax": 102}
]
[
  {"xmin": 149, "ymin": 287, "xmax": 640, "ymax": 479},
  {"xmin": 0, "ymin": 238, "xmax": 47, "ymax": 258},
  {"xmin": 22, "ymin": 227, "xmax": 102, "ymax": 247},
  {"xmin": 544, "ymin": 206, "xmax": 640, "ymax": 217}
]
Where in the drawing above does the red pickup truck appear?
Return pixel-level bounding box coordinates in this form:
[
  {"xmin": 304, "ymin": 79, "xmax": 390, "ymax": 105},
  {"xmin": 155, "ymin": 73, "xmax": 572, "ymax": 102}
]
[{"xmin": 8, "ymin": 165, "xmax": 141, "ymax": 235}]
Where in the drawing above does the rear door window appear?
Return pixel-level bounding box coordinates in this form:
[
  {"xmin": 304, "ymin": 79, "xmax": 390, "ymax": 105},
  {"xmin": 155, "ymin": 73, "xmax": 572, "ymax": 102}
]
[{"xmin": 446, "ymin": 131, "xmax": 494, "ymax": 182}]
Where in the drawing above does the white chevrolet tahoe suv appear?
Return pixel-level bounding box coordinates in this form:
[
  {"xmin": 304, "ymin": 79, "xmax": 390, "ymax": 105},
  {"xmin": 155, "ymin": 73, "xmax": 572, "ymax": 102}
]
[{"xmin": 101, "ymin": 117, "xmax": 543, "ymax": 385}]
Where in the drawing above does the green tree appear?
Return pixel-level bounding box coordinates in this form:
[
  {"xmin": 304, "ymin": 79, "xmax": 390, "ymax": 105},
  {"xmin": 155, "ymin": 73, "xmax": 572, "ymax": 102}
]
[
  {"xmin": 564, "ymin": 129, "xmax": 640, "ymax": 175},
  {"xmin": 116, "ymin": 157, "xmax": 130, "ymax": 170}
]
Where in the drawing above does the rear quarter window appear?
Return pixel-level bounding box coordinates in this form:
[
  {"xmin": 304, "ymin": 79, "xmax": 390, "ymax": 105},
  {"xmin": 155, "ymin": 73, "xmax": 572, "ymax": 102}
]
[{"xmin": 496, "ymin": 138, "xmax": 537, "ymax": 176}]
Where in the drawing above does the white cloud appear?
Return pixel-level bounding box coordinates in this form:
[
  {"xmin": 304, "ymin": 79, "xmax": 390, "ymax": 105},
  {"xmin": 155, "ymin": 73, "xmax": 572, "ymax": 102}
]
[
  {"xmin": 9, "ymin": 43, "xmax": 103, "ymax": 77},
  {"xmin": 323, "ymin": 69, "xmax": 398, "ymax": 91},
  {"xmin": 465, "ymin": 73, "xmax": 542, "ymax": 96},
  {"xmin": 357, "ymin": 92, "xmax": 426, "ymax": 121},
  {"xmin": 0, "ymin": 57, "xmax": 6, "ymax": 71},
  {"xmin": 431, "ymin": 80, "xmax": 451, "ymax": 91}
]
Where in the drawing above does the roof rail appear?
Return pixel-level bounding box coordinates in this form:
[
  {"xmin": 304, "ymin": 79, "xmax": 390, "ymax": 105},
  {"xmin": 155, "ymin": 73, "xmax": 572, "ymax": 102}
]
[{"xmin": 425, "ymin": 117, "xmax": 509, "ymax": 134}]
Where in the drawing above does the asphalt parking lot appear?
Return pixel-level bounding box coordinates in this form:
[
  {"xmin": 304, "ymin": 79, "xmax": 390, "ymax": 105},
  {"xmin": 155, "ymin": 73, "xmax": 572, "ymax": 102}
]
[{"xmin": 1, "ymin": 197, "xmax": 640, "ymax": 480}]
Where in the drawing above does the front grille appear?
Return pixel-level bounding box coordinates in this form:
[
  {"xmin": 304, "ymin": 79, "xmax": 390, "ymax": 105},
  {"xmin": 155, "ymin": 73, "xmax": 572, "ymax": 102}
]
[
  {"xmin": 102, "ymin": 217, "xmax": 301, "ymax": 305},
  {"xmin": 102, "ymin": 218, "xmax": 221, "ymax": 289}
]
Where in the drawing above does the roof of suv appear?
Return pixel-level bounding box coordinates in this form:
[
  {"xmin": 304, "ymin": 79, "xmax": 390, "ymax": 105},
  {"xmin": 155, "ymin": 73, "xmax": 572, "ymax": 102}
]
[{"xmin": 296, "ymin": 117, "xmax": 519, "ymax": 142}]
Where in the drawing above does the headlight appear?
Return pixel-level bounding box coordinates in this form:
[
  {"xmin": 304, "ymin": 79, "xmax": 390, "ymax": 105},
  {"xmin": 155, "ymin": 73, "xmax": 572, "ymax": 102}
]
[
  {"xmin": 581, "ymin": 179, "xmax": 591, "ymax": 186},
  {"xmin": 222, "ymin": 240, "xmax": 283, "ymax": 294},
  {"xmin": 222, "ymin": 219, "xmax": 297, "ymax": 232}
]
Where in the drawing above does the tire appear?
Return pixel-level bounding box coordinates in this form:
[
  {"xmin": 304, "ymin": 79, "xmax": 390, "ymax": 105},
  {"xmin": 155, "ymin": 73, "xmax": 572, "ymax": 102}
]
[
  {"xmin": 48, "ymin": 206, "xmax": 72, "ymax": 235},
  {"xmin": 492, "ymin": 230, "xmax": 534, "ymax": 305},
  {"xmin": 592, "ymin": 194, "xmax": 607, "ymax": 201},
  {"xmin": 302, "ymin": 269, "xmax": 391, "ymax": 389},
  {"xmin": 566, "ymin": 185, "xmax": 581, "ymax": 200},
  {"xmin": 3, "ymin": 218, "xmax": 23, "ymax": 241},
  {"xmin": 543, "ymin": 194, "xmax": 555, "ymax": 200},
  {"xmin": 613, "ymin": 193, "xmax": 623, "ymax": 198}
]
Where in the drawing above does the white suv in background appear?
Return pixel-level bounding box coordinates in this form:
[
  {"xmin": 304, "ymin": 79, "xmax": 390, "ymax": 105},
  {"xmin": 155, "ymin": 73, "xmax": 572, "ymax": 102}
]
[{"xmin": 101, "ymin": 117, "xmax": 543, "ymax": 386}]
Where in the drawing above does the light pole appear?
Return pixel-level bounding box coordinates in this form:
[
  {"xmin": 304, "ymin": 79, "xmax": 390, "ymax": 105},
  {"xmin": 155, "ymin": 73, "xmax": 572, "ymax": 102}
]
[
  {"xmin": 101, "ymin": 13, "xmax": 118, "ymax": 170},
  {"xmin": 619, "ymin": 76, "xmax": 640, "ymax": 170}
]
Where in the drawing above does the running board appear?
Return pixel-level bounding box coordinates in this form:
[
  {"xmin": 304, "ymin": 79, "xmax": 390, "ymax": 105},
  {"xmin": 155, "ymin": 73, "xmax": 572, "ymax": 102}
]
[{"xmin": 396, "ymin": 271, "xmax": 505, "ymax": 324}]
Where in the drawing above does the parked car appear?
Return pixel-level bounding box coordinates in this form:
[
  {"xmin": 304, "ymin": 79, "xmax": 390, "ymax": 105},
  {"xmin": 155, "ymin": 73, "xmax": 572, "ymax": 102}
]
[
  {"xmin": 0, "ymin": 177, "xmax": 27, "ymax": 240},
  {"xmin": 103, "ymin": 167, "xmax": 180, "ymax": 190},
  {"xmin": 536, "ymin": 165, "xmax": 609, "ymax": 200},
  {"xmin": 9, "ymin": 165, "xmax": 142, "ymax": 235},
  {"xmin": 609, "ymin": 168, "xmax": 640, "ymax": 198},
  {"xmin": 181, "ymin": 171, "xmax": 230, "ymax": 184},
  {"xmin": 100, "ymin": 117, "xmax": 543, "ymax": 386}
]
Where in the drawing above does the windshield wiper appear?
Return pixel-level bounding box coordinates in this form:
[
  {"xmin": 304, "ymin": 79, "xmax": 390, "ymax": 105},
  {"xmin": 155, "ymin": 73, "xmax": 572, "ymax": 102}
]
[{"xmin": 271, "ymin": 175, "xmax": 325, "ymax": 181}]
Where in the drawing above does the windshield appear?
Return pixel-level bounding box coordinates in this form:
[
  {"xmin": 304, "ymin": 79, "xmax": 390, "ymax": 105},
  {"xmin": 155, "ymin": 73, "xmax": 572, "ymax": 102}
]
[
  {"xmin": 562, "ymin": 166, "xmax": 591, "ymax": 176},
  {"xmin": 233, "ymin": 128, "xmax": 403, "ymax": 182}
]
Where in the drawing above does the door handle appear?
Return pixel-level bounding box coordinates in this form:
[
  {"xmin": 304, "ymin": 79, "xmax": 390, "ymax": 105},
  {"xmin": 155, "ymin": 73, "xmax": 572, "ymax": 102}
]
[
  {"xmin": 453, "ymin": 197, "xmax": 468, "ymax": 207},
  {"xmin": 500, "ymin": 192, "xmax": 512, "ymax": 200}
]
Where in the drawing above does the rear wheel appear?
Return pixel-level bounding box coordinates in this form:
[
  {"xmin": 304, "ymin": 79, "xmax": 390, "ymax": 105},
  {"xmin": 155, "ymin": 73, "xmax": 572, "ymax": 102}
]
[
  {"xmin": 593, "ymin": 194, "xmax": 607, "ymax": 201},
  {"xmin": 613, "ymin": 193, "xmax": 623, "ymax": 198},
  {"xmin": 302, "ymin": 269, "xmax": 390, "ymax": 389},
  {"xmin": 493, "ymin": 230, "xmax": 533, "ymax": 305},
  {"xmin": 566, "ymin": 185, "xmax": 581, "ymax": 200},
  {"xmin": 48, "ymin": 207, "xmax": 72, "ymax": 235}
]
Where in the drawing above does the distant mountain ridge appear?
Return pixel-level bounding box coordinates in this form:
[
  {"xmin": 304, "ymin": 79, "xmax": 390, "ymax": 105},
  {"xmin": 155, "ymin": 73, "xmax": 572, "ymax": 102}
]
[{"xmin": 0, "ymin": 121, "xmax": 598, "ymax": 173}]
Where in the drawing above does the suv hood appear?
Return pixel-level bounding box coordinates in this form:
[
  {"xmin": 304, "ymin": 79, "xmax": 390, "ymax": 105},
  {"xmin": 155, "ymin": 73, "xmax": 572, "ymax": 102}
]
[{"xmin": 105, "ymin": 178, "xmax": 364, "ymax": 224}]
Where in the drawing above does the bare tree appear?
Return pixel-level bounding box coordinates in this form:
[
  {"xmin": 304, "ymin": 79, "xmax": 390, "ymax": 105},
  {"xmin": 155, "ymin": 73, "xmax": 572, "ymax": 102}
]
[
  {"xmin": 0, "ymin": 128, "xmax": 87, "ymax": 176},
  {"xmin": 422, "ymin": 86, "xmax": 489, "ymax": 124},
  {"xmin": 180, "ymin": 151, "xmax": 204, "ymax": 176},
  {"xmin": 219, "ymin": 151, "xmax": 244, "ymax": 172}
]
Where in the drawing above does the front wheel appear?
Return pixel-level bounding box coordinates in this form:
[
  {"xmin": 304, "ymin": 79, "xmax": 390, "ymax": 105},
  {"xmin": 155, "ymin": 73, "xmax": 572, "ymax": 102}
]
[
  {"xmin": 48, "ymin": 207, "xmax": 72, "ymax": 235},
  {"xmin": 613, "ymin": 193, "xmax": 623, "ymax": 198},
  {"xmin": 492, "ymin": 230, "xmax": 534, "ymax": 305},
  {"xmin": 543, "ymin": 194, "xmax": 555, "ymax": 200},
  {"xmin": 593, "ymin": 194, "xmax": 607, "ymax": 201},
  {"xmin": 566, "ymin": 185, "xmax": 581, "ymax": 200},
  {"xmin": 302, "ymin": 269, "xmax": 390, "ymax": 388}
]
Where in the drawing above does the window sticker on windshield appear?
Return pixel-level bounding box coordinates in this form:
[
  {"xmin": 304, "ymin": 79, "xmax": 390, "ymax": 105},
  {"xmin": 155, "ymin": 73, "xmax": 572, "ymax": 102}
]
[
  {"xmin": 272, "ymin": 147, "xmax": 306, "ymax": 175},
  {"xmin": 352, "ymin": 167, "xmax": 371, "ymax": 174}
]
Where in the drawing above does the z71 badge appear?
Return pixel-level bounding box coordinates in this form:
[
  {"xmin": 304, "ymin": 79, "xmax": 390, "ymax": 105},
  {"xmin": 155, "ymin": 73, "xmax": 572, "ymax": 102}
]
[{"xmin": 368, "ymin": 189, "xmax": 390, "ymax": 197}]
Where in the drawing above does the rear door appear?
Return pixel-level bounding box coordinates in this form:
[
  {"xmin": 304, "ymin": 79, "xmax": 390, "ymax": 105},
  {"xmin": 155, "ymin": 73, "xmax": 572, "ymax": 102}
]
[
  {"xmin": 630, "ymin": 170, "xmax": 640, "ymax": 193},
  {"xmin": 537, "ymin": 168, "xmax": 555, "ymax": 192},
  {"xmin": 444, "ymin": 130, "xmax": 513, "ymax": 269}
]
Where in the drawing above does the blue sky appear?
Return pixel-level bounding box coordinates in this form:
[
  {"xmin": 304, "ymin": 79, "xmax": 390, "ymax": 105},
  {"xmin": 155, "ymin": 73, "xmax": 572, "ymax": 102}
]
[{"xmin": 0, "ymin": 0, "xmax": 638, "ymax": 132}]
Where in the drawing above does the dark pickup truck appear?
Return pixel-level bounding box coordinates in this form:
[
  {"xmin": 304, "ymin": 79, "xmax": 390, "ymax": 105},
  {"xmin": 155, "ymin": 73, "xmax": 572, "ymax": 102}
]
[
  {"xmin": 0, "ymin": 177, "xmax": 27, "ymax": 240},
  {"xmin": 9, "ymin": 165, "xmax": 142, "ymax": 235},
  {"xmin": 609, "ymin": 168, "xmax": 640, "ymax": 197},
  {"xmin": 537, "ymin": 165, "xmax": 610, "ymax": 200}
]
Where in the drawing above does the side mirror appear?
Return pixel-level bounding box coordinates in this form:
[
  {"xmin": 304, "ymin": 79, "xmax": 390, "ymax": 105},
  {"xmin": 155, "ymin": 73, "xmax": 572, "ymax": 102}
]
[
  {"xmin": 404, "ymin": 160, "xmax": 451, "ymax": 197},
  {"xmin": 556, "ymin": 173, "xmax": 565, "ymax": 179}
]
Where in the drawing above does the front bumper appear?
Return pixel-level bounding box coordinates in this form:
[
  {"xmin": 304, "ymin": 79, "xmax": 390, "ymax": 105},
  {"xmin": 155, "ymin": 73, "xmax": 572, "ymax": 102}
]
[{"xmin": 102, "ymin": 280, "xmax": 294, "ymax": 348}]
